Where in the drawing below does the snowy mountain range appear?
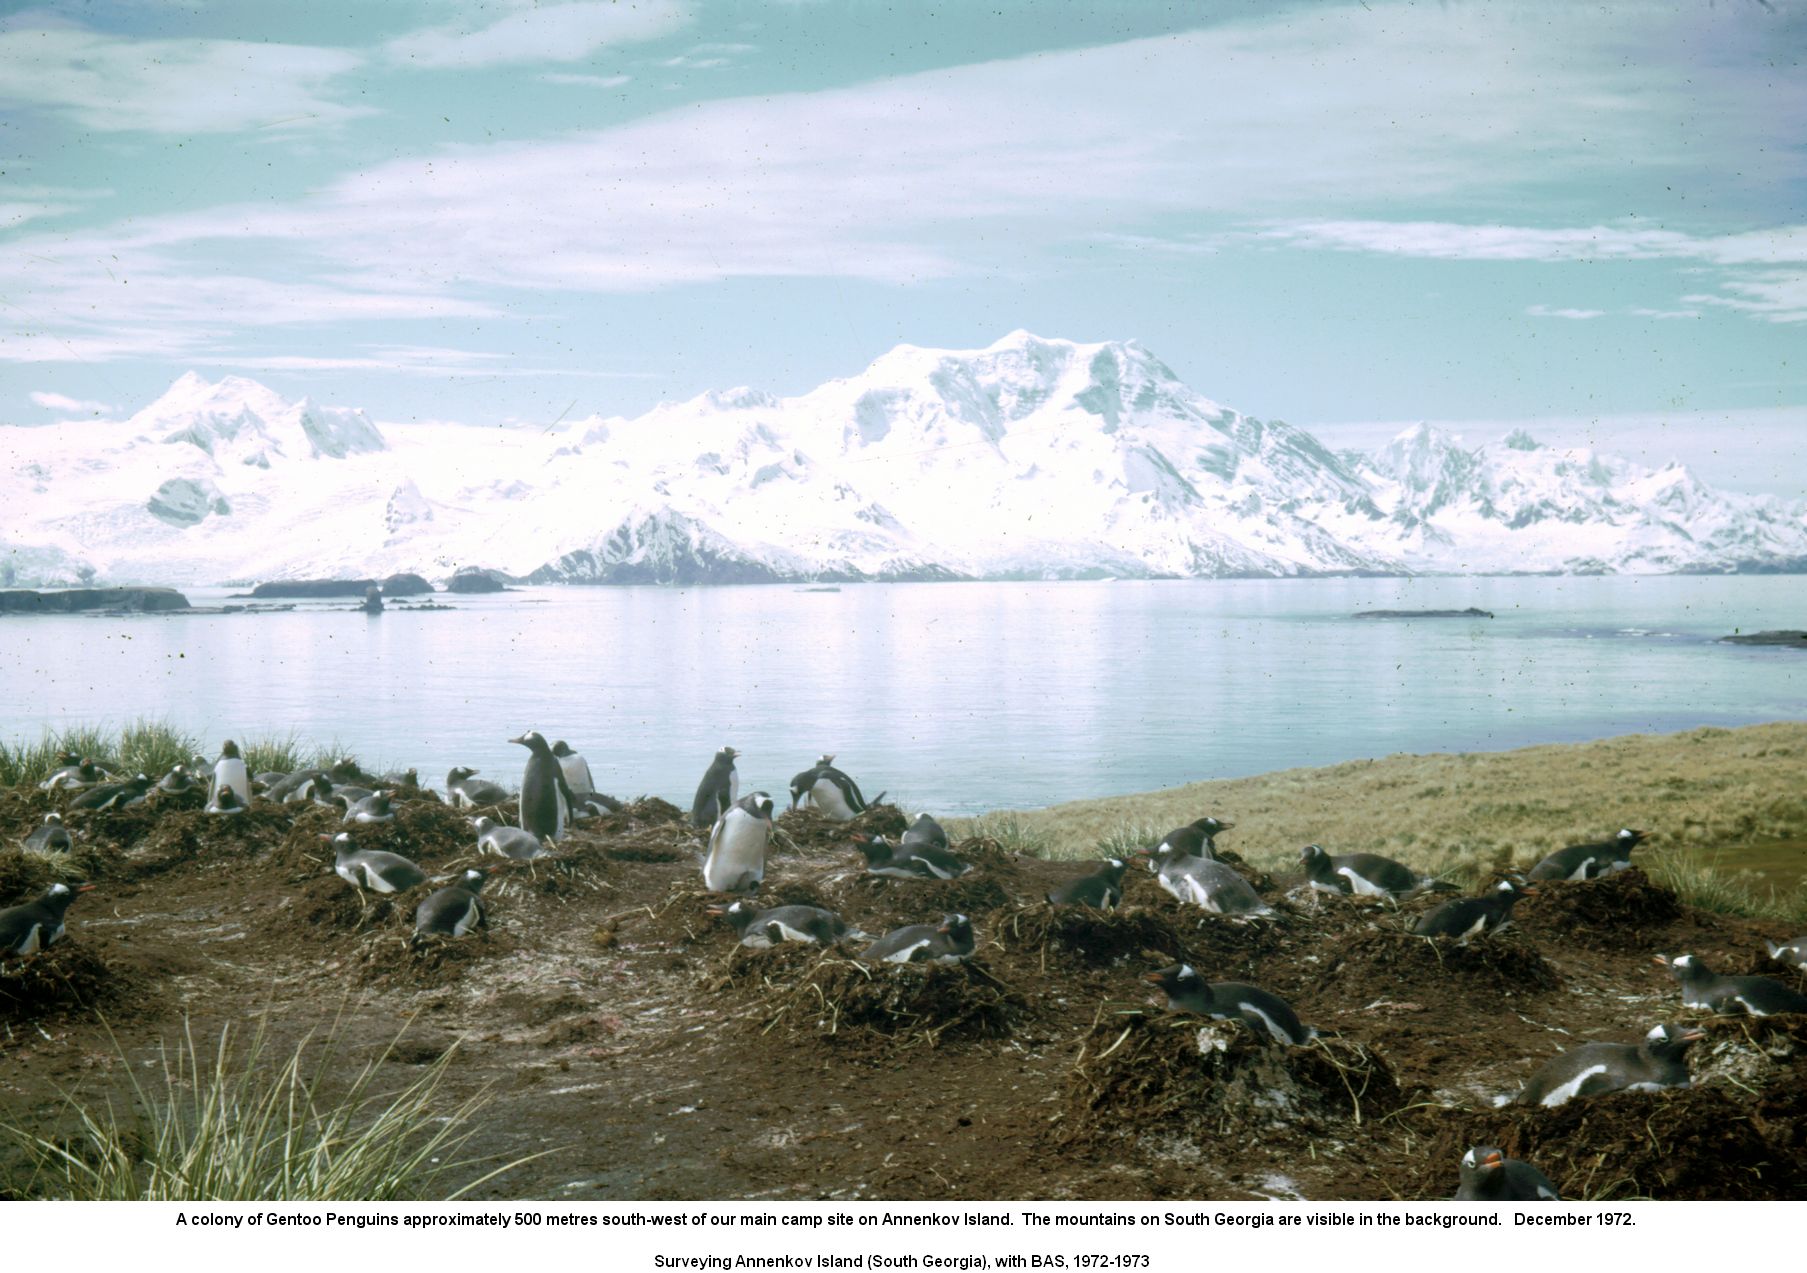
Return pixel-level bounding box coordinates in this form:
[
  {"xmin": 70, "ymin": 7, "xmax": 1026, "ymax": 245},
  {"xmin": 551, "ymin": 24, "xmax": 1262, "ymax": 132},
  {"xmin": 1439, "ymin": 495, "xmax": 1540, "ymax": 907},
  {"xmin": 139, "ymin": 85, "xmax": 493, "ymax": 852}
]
[{"xmin": 4, "ymin": 333, "xmax": 1804, "ymax": 587}]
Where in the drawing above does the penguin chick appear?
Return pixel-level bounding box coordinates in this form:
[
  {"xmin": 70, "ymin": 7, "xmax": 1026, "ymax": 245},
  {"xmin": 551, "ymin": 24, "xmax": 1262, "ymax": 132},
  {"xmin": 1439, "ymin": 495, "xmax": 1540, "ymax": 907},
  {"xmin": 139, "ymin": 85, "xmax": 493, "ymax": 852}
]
[
  {"xmin": 205, "ymin": 785, "xmax": 248, "ymax": 816},
  {"xmin": 859, "ymin": 913, "xmax": 975, "ymax": 964},
  {"xmin": 0, "ymin": 882, "xmax": 95, "ymax": 956},
  {"xmin": 1513, "ymin": 1022, "xmax": 1702, "ymax": 1107},
  {"xmin": 1412, "ymin": 877, "xmax": 1536, "ymax": 941},
  {"xmin": 1527, "ymin": 828, "xmax": 1647, "ymax": 882},
  {"xmin": 445, "ymin": 766, "xmax": 510, "ymax": 809},
  {"xmin": 1047, "ymin": 858, "xmax": 1130, "ymax": 908},
  {"xmin": 1656, "ymin": 952, "xmax": 1807, "ymax": 1016},
  {"xmin": 1454, "ymin": 1146, "xmax": 1560, "ymax": 1201},
  {"xmin": 1144, "ymin": 964, "xmax": 1314, "ymax": 1045}
]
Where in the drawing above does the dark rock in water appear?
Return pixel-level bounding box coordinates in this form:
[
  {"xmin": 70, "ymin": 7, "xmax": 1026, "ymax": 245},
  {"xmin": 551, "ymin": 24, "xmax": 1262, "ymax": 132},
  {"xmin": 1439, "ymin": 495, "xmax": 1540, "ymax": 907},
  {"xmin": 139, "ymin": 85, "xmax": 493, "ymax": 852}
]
[
  {"xmin": 1351, "ymin": 607, "xmax": 1495, "ymax": 620},
  {"xmin": 379, "ymin": 572, "xmax": 434, "ymax": 597},
  {"xmin": 360, "ymin": 587, "xmax": 384, "ymax": 614},
  {"xmin": 1720, "ymin": 630, "xmax": 1807, "ymax": 648},
  {"xmin": 0, "ymin": 587, "xmax": 190, "ymax": 614},
  {"xmin": 250, "ymin": 578, "xmax": 378, "ymax": 598},
  {"xmin": 445, "ymin": 567, "xmax": 510, "ymax": 593}
]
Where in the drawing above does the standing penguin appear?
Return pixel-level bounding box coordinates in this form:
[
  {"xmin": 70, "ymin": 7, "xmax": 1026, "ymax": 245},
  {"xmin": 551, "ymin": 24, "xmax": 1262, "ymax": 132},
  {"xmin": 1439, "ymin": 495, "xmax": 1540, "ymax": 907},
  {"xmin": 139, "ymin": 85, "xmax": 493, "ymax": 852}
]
[
  {"xmin": 1412, "ymin": 877, "xmax": 1537, "ymax": 941},
  {"xmin": 1528, "ymin": 828, "xmax": 1647, "ymax": 882},
  {"xmin": 0, "ymin": 882, "xmax": 95, "ymax": 956},
  {"xmin": 551, "ymin": 741, "xmax": 596, "ymax": 799},
  {"xmin": 691, "ymin": 747, "xmax": 740, "ymax": 828},
  {"xmin": 1656, "ymin": 953, "xmax": 1807, "ymax": 1016},
  {"xmin": 510, "ymin": 731, "xmax": 576, "ymax": 843},
  {"xmin": 1513, "ymin": 1023, "xmax": 1702, "ymax": 1107},
  {"xmin": 1144, "ymin": 964, "xmax": 1314, "ymax": 1045},
  {"xmin": 209, "ymin": 740, "xmax": 251, "ymax": 809},
  {"xmin": 21, "ymin": 813, "xmax": 73, "ymax": 854},
  {"xmin": 788, "ymin": 755, "xmax": 869, "ymax": 820},
  {"xmin": 1453, "ymin": 1147, "xmax": 1560, "ymax": 1201},
  {"xmin": 415, "ymin": 868, "xmax": 495, "ymax": 938},
  {"xmin": 1047, "ymin": 858, "xmax": 1131, "ymax": 909},
  {"xmin": 702, "ymin": 792, "xmax": 775, "ymax": 893}
]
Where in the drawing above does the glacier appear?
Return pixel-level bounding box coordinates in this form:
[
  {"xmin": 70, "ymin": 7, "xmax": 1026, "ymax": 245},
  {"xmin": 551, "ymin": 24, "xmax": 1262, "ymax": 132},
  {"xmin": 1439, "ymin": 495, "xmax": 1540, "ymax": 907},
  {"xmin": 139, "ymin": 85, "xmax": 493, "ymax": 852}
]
[{"xmin": 3, "ymin": 332, "xmax": 1802, "ymax": 587}]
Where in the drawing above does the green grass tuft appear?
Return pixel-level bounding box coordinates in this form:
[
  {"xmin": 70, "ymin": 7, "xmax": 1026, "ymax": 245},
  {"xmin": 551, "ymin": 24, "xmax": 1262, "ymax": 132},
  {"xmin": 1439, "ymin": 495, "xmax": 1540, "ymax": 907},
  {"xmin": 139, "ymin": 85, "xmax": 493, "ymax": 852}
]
[{"xmin": 952, "ymin": 811, "xmax": 1056, "ymax": 859}]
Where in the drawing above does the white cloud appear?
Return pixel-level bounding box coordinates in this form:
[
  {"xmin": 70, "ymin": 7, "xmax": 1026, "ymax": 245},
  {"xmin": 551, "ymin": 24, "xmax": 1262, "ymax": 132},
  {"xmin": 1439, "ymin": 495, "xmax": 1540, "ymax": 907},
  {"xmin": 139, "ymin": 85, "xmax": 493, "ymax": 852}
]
[
  {"xmin": 540, "ymin": 72, "xmax": 632, "ymax": 88},
  {"xmin": 386, "ymin": 0, "xmax": 690, "ymax": 69},
  {"xmin": 0, "ymin": 202, "xmax": 72, "ymax": 231},
  {"xmin": 660, "ymin": 41, "xmax": 756, "ymax": 69},
  {"xmin": 28, "ymin": 390, "xmax": 110, "ymax": 413},
  {"xmin": 1526, "ymin": 304, "xmax": 1606, "ymax": 320},
  {"xmin": 1630, "ymin": 307, "xmax": 1702, "ymax": 320},
  {"xmin": 1684, "ymin": 273, "xmax": 1807, "ymax": 323},
  {"xmin": 0, "ymin": 24, "xmax": 370, "ymax": 133}
]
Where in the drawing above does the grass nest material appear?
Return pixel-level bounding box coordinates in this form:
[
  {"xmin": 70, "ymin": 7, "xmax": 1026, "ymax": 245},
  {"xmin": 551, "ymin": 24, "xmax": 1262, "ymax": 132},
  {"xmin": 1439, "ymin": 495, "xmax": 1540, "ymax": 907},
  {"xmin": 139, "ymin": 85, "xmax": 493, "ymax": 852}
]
[
  {"xmin": 1061, "ymin": 1012, "xmax": 1406, "ymax": 1142},
  {"xmin": 1516, "ymin": 868, "xmax": 1682, "ymax": 948},
  {"xmin": 775, "ymin": 802, "xmax": 907, "ymax": 852},
  {"xmin": 852, "ymin": 873, "xmax": 1010, "ymax": 916},
  {"xmin": 1319, "ymin": 927, "xmax": 1563, "ymax": 996},
  {"xmin": 269, "ymin": 800, "xmax": 474, "ymax": 877},
  {"xmin": 349, "ymin": 926, "xmax": 516, "ymax": 989},
  {"xmin": 119, "ymin": 805, "xmax": 298, "ymax": 879},
  {"xmin": 0, "ymin": 943, "xmax": 126, "ymax": 1025},
  {"xmin": 727, "ymin": 947, "xmax": 1020, "ymax": 1047},
  {"xmin": 988, "ymin": 904, "xmax": 1186, "ymax": 968}
]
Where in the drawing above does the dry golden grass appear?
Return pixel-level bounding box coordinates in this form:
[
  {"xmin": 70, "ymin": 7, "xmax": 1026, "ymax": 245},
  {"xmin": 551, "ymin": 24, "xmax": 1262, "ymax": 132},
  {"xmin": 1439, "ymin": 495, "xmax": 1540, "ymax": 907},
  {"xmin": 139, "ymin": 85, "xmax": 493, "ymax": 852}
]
[{"xmin": 968, "ymin": 723, "xmax": 1807, "ymax": 898}]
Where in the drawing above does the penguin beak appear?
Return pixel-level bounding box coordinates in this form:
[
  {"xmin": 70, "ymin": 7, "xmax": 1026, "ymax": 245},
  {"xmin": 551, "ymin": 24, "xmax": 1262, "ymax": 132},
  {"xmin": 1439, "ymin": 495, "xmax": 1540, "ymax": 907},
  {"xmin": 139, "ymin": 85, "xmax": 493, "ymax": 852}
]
[
  {"xmin": 1651, "ymin": 954, "xmax": 1670, "ymax": 968},
  {"xmin": 1479, "ymin": 1151, "xmax": 1503, "ymax": 1170},
  {"xmin": 1680, "ymin": 1028, "xmax": 1705, "ymax": 1042},
  {"xmin": 507, "ymin": 735, "xmax": 527, "ymax": 745},
  {"xmin": 75, "ymin": 883, "xmax": 96, "ymax": 893},
  {"xmin": 1142, "ymin": 971, "xmax": 1164, "ymax": 985}
]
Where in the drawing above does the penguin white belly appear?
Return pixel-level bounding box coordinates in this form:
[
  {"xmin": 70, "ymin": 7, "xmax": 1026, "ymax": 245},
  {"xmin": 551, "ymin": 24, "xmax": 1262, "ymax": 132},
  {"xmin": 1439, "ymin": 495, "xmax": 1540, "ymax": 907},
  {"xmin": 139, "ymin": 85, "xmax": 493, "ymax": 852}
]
[
  {"xmin": 703, "ymin": 811, "xmax": 767, "ymax": 892},
  {"xmin": 883, "ymin": 938, "xmax": 933, "ymax": 964},
  {"xmin": 1238, "ymin": 1003, "xmax": 1286, "ymax": 1044},
  {"xmin": 335, "ymin": 863, "xmax": 362, "ymax": 889},
  {"xmin": 1156, "ymin": 872, "xmax": 1191, "ymax": 904},
  {"xmin": 450, "ymin": 899, "xmax": 481, "ymax": 937},
  {"xmin": 1307, "ymin": 878, "xmax": 1346, "ymax": 897},
  {"xmin": 559, "ymin": 755, "xmax": 595, "ymax": 797},
  {"xmin": 1338, "ymin": 867, "xmax": 1390, "ymax": 898},
  {"xmin": 16, "ymin": 923, "xmax": 44, "ymax": 956},
  {"xmin": 451, "ymin": 788, "xmax": 473, "ymax": 809},
  {"xmin": 1179, "ymin": 875, "xmax": 1221, "ymax": 911},
  {"xmin": 808, "ymin": 778, "xmax": 856, "ymax": 821},
  {"xmin": 1539, "ymin": 1063, "xmax": 1609, "ymax": 1107},
  {"xmin": 770, "ymin": 921, "xmax": 820, "ymax": 944},
  {"xmin": 1459, "ymin": 915, "xmax": 1489, "ymax": 941},
  {"xmin": 1733, "ymin": 994, "xmax": 1767, "ymax": 1016},
  {"xmin": 361, "ymin": 864, "xmax": 401, "ymax": 894},
  {"xmin": 1566, "ymin": 858, "xmax": 1598, "ymax": 881},
  {"xmin": 1597, "ymin": 859, "xmax": 1630, "ymax": 877}
]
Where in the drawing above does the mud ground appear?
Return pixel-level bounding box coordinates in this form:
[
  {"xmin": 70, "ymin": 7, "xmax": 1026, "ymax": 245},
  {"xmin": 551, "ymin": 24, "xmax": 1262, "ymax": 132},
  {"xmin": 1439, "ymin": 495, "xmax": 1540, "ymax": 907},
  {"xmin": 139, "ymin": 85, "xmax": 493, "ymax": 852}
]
[{"xmin": 2, "ymin": 788, "xmax": 1803, "ymax": 1201}]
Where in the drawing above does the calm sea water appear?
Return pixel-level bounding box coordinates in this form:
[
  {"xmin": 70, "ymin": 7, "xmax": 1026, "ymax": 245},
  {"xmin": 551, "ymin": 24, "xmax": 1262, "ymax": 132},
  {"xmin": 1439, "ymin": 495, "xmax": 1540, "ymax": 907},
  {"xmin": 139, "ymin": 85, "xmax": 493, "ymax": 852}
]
[{"xmin": 1, "ymin": 576, "xmax": 1802, "ymax": 815}]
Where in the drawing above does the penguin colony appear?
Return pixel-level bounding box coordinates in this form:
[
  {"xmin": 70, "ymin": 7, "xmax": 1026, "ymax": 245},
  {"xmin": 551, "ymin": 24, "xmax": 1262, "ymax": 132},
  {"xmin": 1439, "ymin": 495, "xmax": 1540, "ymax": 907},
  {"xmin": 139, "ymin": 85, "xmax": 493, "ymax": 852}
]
[{"xmin": 8, "ymin": 738, "xmax": 1806, "ymax": 1202}]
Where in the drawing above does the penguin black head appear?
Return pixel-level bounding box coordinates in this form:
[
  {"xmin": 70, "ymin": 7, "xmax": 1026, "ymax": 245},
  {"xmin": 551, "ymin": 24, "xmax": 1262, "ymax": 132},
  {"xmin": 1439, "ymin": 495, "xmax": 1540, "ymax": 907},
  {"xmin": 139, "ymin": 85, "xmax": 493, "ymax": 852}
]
[
  {"xmin": 1645, "ymin": 1021, "xmax": 1705, "ymax": 1053},
  {"xmin": 1656, "ymin": 952, "xmax": 1704, "ymax": 978},
  {"xmin": 509, "ymin": 731, "xmax": 553, "ymax": 755},
  {"xmin": 937, "ymin": 913, "xmax": 972, "ymax": 943},
  {"xmin": 707, "ymin": 900, "xmax": 758, "ymax": 934},
  {"xmin": 1300, "ymin": 844, "xmax": 1328, "ymax": 866},
  {"xmin": 44, "ymin": 881, "xmax": 96, "ymax": 906},
  {"xmin": 55, "ymin": 750, "xmax": 80, "ymax": 768},
  {"xmin": 852, "ymin": 834, "xmax": 895, "ymax": 866},
  {"xmin": 220, "ymin": 740, "xmax": 241, "ymax": 759},
  {"xmin": 551, "ymin": 740, "xmax": 574, "ymax": 757},
  {"xmin": 1495, "ymin": 875, "xmax": 1536, "ymax": 897},
  {"xmin": 1196, "ymin": 817, "xmax": 1234, "ymax": 837},
  {"xmin": 1143, "ymin": 963, "xmax": 1199, "ymax": 994},
  {"xmin": 470, "ymin": 815, "xmax": 498, "ymax": 834},
  {"xmin": 1460, "ymin": 1146, "xmax": 1506, "ymax": 1176},
  {"xmin": 748, "ymin": 792, "xmax": 775, "ymax": 821},
  {"xmin": 717, "ymin": 746, "xmax": 740, "ymax": 761},
  {"xmin": 459, "ymin": 866, "xmax": 498, "ymax": 893},
  {"xmin": 44, "ymin": 812, "xmax": 64, "ymax": 826},
  {"xmin": 1617, "ymin": 828, "xmax": 1647, "ymax": 847}
]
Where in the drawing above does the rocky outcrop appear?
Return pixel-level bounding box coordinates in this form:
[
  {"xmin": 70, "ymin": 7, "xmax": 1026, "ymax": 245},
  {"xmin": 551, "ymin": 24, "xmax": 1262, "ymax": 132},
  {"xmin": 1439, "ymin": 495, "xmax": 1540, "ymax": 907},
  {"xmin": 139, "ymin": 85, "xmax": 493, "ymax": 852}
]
[{"xmin": 0, "ymin": 587, "xmax": 191, "ymax": 614}]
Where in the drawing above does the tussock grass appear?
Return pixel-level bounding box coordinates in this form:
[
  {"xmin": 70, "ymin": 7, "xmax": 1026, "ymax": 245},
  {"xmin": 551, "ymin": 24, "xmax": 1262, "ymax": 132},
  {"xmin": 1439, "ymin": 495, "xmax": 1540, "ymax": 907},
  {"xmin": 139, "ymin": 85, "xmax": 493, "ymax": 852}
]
[
  {"xmin": 1650, "ymin": 852, "xmax": 1807, "ymax": 928},
  {"xmin": 950, "ymin": 811, "xmax": 1054, "ymax": 858},
  {"xmin": 1094, "ymin": 821, "xmax": 1165, "ymax": 861},
  {"xmin": 0, "ymin": 722, "xmax": 363, "ymax": 787},
  {"xmin": 115, "ymin": 720, "xmax": 201, "ymax": 778},
  {"xmin": 3, "ymin": 1019, "xmax": 537, "ymax": 1201}
]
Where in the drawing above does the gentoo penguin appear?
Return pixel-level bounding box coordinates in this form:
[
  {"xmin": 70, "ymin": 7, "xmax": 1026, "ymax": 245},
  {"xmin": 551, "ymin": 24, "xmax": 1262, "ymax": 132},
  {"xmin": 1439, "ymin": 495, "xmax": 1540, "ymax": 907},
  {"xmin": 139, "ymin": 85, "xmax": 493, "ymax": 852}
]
[
  {"xmin": 691, "ymin": 746, "xmax": 741, "ymax": 828},
  {"xmin": 339, "ymin": 789, "xmax": 396, "ymax": 824},
  {"xmin": 859, "ymin": 913, "xmax": 975, "ymax": 964},
  {"xmin": 414, "ymin": 868, "xmax": 495, "ymax": 938},
  {"xmin": 1156, "ymin": 817, "xmax": 1234, "ymax": 861},
  {"xmin": 39, "ymin": 757, "xmax": 108, "ymax": 790},
  {"xmin": 1513, "ymin": 1023, "xmax": 1702, "ymax": 1107},
  {"xmin": 157, "ymin": 764, "xmax": 199, "ymax": 796},
  {"xmin": 205, "ymin": 785, "xmax": 248, "ymax": 816},
  {"xmin": 1655, "ymin": 953, "xmax": 1807, "ymax": 1016},
  {"xmin": 511, "ymin": 730, "xmax": 576, "ymax": 842},
  {"xmin": 1528, "ymin": 828, "xmax": 1647, "ymax": 882},
  {"xmin": 1765, "ymin": 936, "xmax": 1807, "ymax": 971},
  {"xmin": 68, "ymin": 773, "xmax": 153, "ymax": 810},
  {"xmin": 381, "ymin": 767, "xmax": 421, "ymax": 794},
  {"xmin": 1144, "ymin": 964, "xmax": 1313, "ymax": 1045},
  {"xmin": 445, "ymin": 766, "xmax": 510, "ymax": 809},
  {"xmin": 702, "ymin": 792, "xmax": 775, "ymax": 893},
  {"xmin": 209, "ymin": 740, "xmax": 251, "ymax": 809},
  {"xmin": 284, "ymin": 775, "xmax": 332, "ymax": 806},
  {"xmin": 0, "ymin": 882, "xmax": 95, "ymax": 956},
  {"xmin": 1047, "ymin": 858, "xmax": 1131, "ymax": 909},
  {"xmin": 1412, "ymin": 877, "xmax": 1537, "ymax": 941},
  {"xmin": 21, "ymin": 813, "xmax": 73, "ymax": 855},
  {"xmin": 902, "ymin": 812, "xmax": 950, "ymax": 854},
  {"xmin": 788, "ymin": 755, "xmax": 869, "ymax": 820},
  {"xmin": 267, "ymin": 768, "xmax": 326, "ymax": 802},
  {"xmin": 328, "ymin": 832, "xmax": 427, "ymax": 894},
  {"xmin": 852, "ymin": 833, "xmax": 972, "ymax": 880},
  {"xmin": 331, "ymin": 784, "xmax": 375, "ymax": 806},
  {"xmin": 1453, "ymin": 1147, "xmax": 1560, "ymax": 1201},
  {"xmin": 471, "ymin": 816, "xmax": 549, "ymax": 861},
  {"xmin": 1138, "ymin": 844, "xmax": 1272, "ymax": 916},
  {"xmin": 1299, "ymin": 844, "xmax": 1449, "ymax": 900},
  {"xmin": 708, "ymin": 899, "xmax": 851, "ymax": 947},
  {"xmin": 550, "ymin": 741, "xmax": 596, "ymax": 799}
]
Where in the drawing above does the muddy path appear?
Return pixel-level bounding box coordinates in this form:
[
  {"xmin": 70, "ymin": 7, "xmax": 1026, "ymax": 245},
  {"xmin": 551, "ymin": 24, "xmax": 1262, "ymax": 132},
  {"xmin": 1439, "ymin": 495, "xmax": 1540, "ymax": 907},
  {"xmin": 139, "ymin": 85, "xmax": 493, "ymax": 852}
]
[{"xmin": 2, "ymin": 790, "xmax": 1803, "ymax": 1201}]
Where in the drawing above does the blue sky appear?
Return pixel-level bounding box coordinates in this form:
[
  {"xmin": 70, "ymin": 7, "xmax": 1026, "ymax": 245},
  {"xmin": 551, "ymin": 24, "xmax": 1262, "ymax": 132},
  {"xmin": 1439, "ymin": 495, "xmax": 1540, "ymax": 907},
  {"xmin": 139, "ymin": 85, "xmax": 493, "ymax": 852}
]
[{"xmin": 2, "ymin": 0, "xmax": 1804, "ymax": 492}]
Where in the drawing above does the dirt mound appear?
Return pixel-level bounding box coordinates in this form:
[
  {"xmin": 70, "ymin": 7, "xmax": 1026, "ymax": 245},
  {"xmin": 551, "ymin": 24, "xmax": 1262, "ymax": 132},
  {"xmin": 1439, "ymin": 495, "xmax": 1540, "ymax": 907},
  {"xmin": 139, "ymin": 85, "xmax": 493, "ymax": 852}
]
[
  {"xmin": 587, "ymin": 802, "xmax": 699, "ymax": 863},
  {"xmin": 0, "ymin": 942, "xmax": 128, "ymax": 1023},
  {"xmin": 350, "ymin": 927, "xmax": 517, "ymax": 989},
  {"xmin": 990, "ymin": 904, "xmax": 1186, "ymax": 968},
  {"xmin": 724, "ymin": 947, "xmax": 1020, "ymax": 1047},
  {"xmin": 1061, "ymin": 1013, "xmax": 1406, "ymax": 1141},
  {"xmin": 123, "ymin": 804, "xmax": 298, "ymax": 878},
  {"xmin": 1320, "ymin": 928, "xmax": 1562, "ymax": 997},
  {"xmin": 271, "ymin": 800, "xmax": 475, "ymax": 876},
  {"xmin": 1517, "ymin": 868, "xmax": 1682, "ymax": 948},
  {"xmin": 775, "ymin": 803, "xmax": 907, "ymax": 852},
  {"xmin": 293, "ymin": 871, "xmax": 421, "ymax": 939},
  {"xmin": 847, "ymin": 872, "xmax": 1011, "ymax": 918}
]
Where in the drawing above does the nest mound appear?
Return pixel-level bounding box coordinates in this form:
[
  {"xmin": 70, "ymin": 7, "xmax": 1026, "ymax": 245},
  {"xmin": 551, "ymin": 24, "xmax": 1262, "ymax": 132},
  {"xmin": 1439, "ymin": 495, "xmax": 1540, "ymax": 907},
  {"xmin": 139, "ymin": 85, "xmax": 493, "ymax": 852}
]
[
  {"xmin": 726, "ymin": 947, "xmax": 1020, "ymax": 1047},
  {"xmin": 292, "ymin": 871, "xmax": 421, "ymax": 939},
  {"xmin": 0, "ymin": 844, "xmax": 119, "ymax": 900},
  {"xmin": 1416, "ymin": 1080, "xmax": 1806, "ymax": 1200},
  {"xmin": 1517, "ymin": 868, "xmax": 1682, "ymax": 948},
  {"xmin": 270, "ymin": 800, "xmax": 474, "ymax": 876},
  {"xmin": 989, "ymin": 904, "xmax": 1186, "ymax": 968},
  {"xmin": 1320, "ymin": 928, "xmax": 1562, "ymax": 997},
  {"xmin": 121, "ymin": 804, "xmax": 299, "ymax": 879},
  {"xmin": 350, "ymin": 926, "xmax": 516, "ymax": 989},
  {"xmin": 1061, "ymin": 1013, "xmax": 1405, "ymax": 1142},
  {"xmin": 0, "ymin": 942, "xmax": 128, "ymax": 1024},
  {"xmin": 588, "ymin": 801, "xmax": 698, "ymax": 863},
  {"xmin": 1689, "ymin": 1013, "xmax": 1807, "ymax": 1090},
  {"xmin": 775, "ymin": 803, "xmax": 906, "ymax": 852},
  {"xmin": 849, "ymin": 872, "xmax": 1010, "ymax": 918}
]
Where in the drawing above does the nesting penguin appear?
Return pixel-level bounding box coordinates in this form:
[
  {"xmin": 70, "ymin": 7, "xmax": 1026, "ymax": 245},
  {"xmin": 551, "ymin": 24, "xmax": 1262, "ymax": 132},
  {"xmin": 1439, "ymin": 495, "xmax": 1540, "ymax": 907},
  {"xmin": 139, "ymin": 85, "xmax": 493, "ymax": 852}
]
[
  {"xmin": 472, "ymin": 816, "xmax": 549, "ymax": 861},
  {"xmin": 156, "ymin": 764, "xmax": 200, "ymax": 796},
  {"xmin": 415, "ymin": 868, "xmax": 494, "ymax": 938},
  {"xmin": 1155, "ymin": 816, "xmax": 1234, "ymax": 861},
  {"xmin": 787, "ymin": 755, "xmax": 869, "ymax": 820},
  {"xmin": 267, "ymin": 768, "xmax": 326, "ymax": 802},
  {"xmin": 1453, "ymin": 1147, "xmax": 1560, "ymax": 1201},
  {"xmin": 1528, "ymin": 828, "xmax": 1647, "ymax": 881},
  {"xmin": 901, "ymin": 813, "xmax": 950, "ymax": 853},
  {"xmin": 1765, "ymin": 936, "xmax": 1807, "ymax": 971},
  {"xmin": 205, "ymin": 785, "xmax": 248, "ymax": 816},
  {"xmin": 209, "ymin": 739, "xmax": 251, "ymax": 809},
  {"xmin": 328, "ymin": 832, "xmax": 427, "ymax": 895},
  {"xmin": 21, "ymin": 813, "xmax": 73, "ymax": 855},
  {"xmin": 1513, "ymin": 1022, "xmax": 1702, "ymax": 1107},
  {"xmin": 511, "ymin": 730, "xmax": 577, "ymax": 842},
  {"xmin": 339, "ymin": 789, "xmax": 397, "ymax": 824},
  {"xmin": 550, "ymin": 741, "xmax": 596, "ymax": 799},
  {"xmin": 691, "ymin": 746, "xmax": 740, "ymax": 828},
  {"xmin": 709, "ymin": 900, "xmax": 852, "ymax": 948},
  {"xmin": 1144, "ymin": 964, "xmax": 1313, "ymax": 1045},
  {"xmin": 446, "ymin": 766, "xmax": 510, "ymax": 809},
  {"xmin": 1412, "ymin": 877, "xmax": 1536, "ymax": 941},
  {"xmin": 859, "ymin": 913, "xmax": 975, "ymax": 964},
  {"xmin": 1047, "ymin": 858, "xmax": 1131, "ymax": 909},
  {"xmin": 1656, "ymin": 953, "xmax": 1807, "ymax": 1016},
  {"xmin": 702, "ymin": 792, "xmax": 775, "ymax": 893},
  {"xmin": 0, "ymin": 882, "xmax": 95, "ymax": 957},
  {"xmin": 852, "ymin": 833, "xmax": 972, "ymax": 880},
  {"xmin": 1299, "ymin": 844, "xmax": 1449, "ymax": 901},
  {"xmin": 68, "ymin": 773, "xmax": 153, "ymax": 811},
  {"xmin": 1139, "ymin": 844, "xmax": 1272, "ymax": 916},
  {"xmin": 39, "ymin": 757, "xmax": 108, "ymax": 791}
]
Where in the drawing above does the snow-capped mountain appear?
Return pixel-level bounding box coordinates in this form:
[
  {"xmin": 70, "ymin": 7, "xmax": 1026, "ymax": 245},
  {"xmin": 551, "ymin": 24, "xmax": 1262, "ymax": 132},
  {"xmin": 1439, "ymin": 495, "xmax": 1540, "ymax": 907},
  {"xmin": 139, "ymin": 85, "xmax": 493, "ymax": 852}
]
[{"xmin": 3, "ymin": 333, "xmax": 1803, "ymax": 587}]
